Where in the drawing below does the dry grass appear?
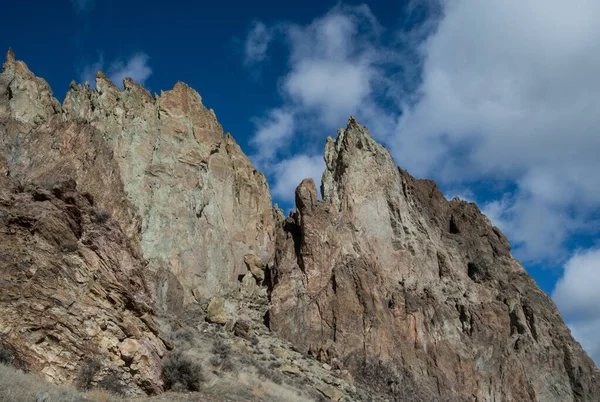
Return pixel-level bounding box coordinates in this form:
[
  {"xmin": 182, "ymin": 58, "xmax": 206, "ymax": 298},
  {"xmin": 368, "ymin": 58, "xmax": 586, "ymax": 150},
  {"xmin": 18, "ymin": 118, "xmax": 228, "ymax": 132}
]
[
  {"xmin": 0, "ymin": 364, "xmax": 125, "ymax": 402},
  {"xmin": 85, "ymin": 389, "xmax": 114, "ymax": 402}
]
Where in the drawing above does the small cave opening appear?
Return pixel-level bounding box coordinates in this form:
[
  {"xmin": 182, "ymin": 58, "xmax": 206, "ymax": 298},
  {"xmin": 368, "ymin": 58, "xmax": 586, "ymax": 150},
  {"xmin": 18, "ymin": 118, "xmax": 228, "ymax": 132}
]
[
  {"xmin": 467, "ymin": 262, "xmax": 478, "ymax": 280},
  {"xmin": 449, "ymin": 215, "xmax": 460, "ymax": 234}
]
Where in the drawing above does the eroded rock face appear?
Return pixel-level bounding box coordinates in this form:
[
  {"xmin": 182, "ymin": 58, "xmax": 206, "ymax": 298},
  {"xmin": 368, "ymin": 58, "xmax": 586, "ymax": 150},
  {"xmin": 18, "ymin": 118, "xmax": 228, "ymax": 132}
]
[
  {"xmin": 61, "ymin": 72, "xmax": 275, "ymax": 309},
  {"xmin": 269, "ymin": 117, "xmax": 600, "ymax": 401},
  {"xmin": 0, "ymin": 50, "xmax": 274, "ymax": 393},
  {"xmin": 0, "ymin": 175, "xmax": 167, "ymax": 394},
  {"xmin": 1, "ymin": 50, "xmax": 275, "ymax": 310}
]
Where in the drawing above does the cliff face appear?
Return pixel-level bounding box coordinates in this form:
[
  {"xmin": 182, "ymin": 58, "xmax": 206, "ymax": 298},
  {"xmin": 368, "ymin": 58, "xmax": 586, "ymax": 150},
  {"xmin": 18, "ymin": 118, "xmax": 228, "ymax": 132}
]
[
  {"xmin": 61, "ymin": 75, "xmax": 275, "ymax": 309},
  {"xmin": 269, "ymin": 118, "xmax": 599, "ymax": 401},
  {"xmin": 0, "ymin": 50, "xmax": 274, "ymax": 393},
  {"xmin": 0, "ymin": 49, "xmax": 598, "ymax": 400},
  {"xmin": 1, "ymin": 49, "xmax": 275, "ymax": 311}
]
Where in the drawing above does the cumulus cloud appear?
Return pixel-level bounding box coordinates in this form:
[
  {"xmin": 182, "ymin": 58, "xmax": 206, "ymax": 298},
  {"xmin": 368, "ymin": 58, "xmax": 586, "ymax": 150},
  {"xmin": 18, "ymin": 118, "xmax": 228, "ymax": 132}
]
[
  {"xmin": 270, "ymin": 154, "xmax": 326, "ymax": 203},
  {"xmin": 71, "ymin": 0, "xmax": 95, "ymax": 14},
  {"xmin": 392, "ymin": 0, "xmax": 600, "ymax": 261},
  {"xmin": 80, "ymin": 53, "xmax": 152, "ymax": 89},
  {"xmin": 107, "ymin": 53, "xmax": 152, "ymax": 87},
  {"xmin": 244, "ymin": 21, "xmax": 273, "ymax": 65},
  {"xmin": 250, "ymin": 109, "xmax": 295, "ymax": 163},
  {"xmin": 553, "ymin": 248, "xmax": 600, "ymax": 365},
  {"xmin": 245, "ymin": 0, "xmax": 600, "ymax": 262},
  {"xmin": 245, "ymin": 4, "xmax": 399, "ymax": 203},
  {"xmin": 280, "ymin": 4, "xmax": 392, "ymax": 128}
]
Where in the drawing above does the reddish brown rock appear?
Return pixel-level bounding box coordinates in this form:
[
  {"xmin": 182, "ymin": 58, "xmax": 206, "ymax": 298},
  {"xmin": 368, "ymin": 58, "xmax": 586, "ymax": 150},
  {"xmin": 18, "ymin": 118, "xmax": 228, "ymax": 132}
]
[{"xmin": 269, "ymin": 117, "xmax": 600, "ymax": 401}]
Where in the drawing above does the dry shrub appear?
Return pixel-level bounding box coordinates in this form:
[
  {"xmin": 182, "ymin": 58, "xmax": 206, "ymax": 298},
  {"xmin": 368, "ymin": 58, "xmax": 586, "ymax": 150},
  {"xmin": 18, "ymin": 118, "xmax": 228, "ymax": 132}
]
[
  {"xmin": 97, "ymin": 370, "xmax": 126, "ymax": 396},
  {"xmin": 76, "ymin": 358, "xmax": 101, "ymax": 390},
  {"xmin": 161, "ymin": 352, "xmax": 204, "ymax": 392}
]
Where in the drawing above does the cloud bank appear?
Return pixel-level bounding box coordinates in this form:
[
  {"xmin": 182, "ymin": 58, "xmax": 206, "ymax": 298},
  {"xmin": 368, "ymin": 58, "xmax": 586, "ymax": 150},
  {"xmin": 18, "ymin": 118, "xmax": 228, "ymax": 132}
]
[{"xmin": 394, "ymin": 0, "xmax": 600, "ymax": 263}]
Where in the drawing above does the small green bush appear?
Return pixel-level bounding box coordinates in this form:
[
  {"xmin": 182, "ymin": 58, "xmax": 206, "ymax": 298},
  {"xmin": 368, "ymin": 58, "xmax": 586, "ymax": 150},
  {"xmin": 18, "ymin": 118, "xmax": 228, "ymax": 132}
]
[
  {"xmin": 171, "ymin": 328, "xmax": 195, "ymax": 344},
  {"xmin": 212, "ymin": 339, "xmax": 231, "ymax": 358},
  {"xmin": 161, "ymin": 352, "xmax": 203, "ymax": 392},
  {"xmin": 210, "ymin": 339, "xmax": 236, "ymax": 371}
]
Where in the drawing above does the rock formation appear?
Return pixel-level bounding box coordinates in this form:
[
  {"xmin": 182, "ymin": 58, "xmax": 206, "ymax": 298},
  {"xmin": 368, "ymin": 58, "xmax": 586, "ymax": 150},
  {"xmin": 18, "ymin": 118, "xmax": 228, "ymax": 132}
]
[
  {"xmin": 0, "ymin": 49, "xmax": 598, "ymax": 400},
  {"xmin": 269, "ymin": 118, "xmax": 599, "ymax": 401},
  {"xmin": 0, "ymin": 49, "xmax": 274, "ymax": 394}
]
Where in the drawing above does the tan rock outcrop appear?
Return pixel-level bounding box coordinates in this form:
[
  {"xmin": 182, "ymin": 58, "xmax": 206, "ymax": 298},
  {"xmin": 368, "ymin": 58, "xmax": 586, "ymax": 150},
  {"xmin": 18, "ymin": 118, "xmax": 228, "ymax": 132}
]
[
  {"xmin": 2, "ymin": 50, "xmax": 275, "ymax": 311},
  {"xmin": 206, "ymin": 297, "xmax": 228, "ymax": 325},
  {"xmin": 0, "ymin": 49, "xmax": 274, "ymax": 394},
  {"xmin": 0, "ymin": 176, "xmax": 166, "ymax": 394},
  {"xmin": 269, "ymin": 117, "xmax": 600, "ymax": 401}
]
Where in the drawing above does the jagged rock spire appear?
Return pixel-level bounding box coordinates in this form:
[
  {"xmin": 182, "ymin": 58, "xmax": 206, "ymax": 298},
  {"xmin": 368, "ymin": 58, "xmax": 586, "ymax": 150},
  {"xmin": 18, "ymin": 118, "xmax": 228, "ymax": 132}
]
[
  {"xmin": 2, "ymin": 48, "xmax": 15, "ymax": 73},
  {"xmin": 5, "ymin": 47, "xmax": 15, "ymax": 63}
]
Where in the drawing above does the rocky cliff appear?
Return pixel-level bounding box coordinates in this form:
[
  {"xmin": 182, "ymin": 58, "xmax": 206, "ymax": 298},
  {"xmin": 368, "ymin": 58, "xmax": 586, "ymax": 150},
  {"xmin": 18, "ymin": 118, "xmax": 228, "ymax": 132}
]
[
  {"xmin": 0, "ymin": 49, "xmax": 598, "ymax": 401},
  {"xmin": 269, "ymin": 119, "xmax": 599, "ymax": 400}
]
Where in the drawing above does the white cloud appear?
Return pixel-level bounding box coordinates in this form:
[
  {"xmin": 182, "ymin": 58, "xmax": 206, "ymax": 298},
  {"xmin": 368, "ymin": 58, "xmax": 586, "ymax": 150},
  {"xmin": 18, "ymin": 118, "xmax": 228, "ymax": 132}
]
[
  {"xmin": 270, "ymin": 154, "xmax": 325, "ymax": 204},
  {"xmin": 568, "ymin": 321, "xmax": 600, "ymax": 367},
  {"xmin": 283, "ymin": 60, "xmax": 373, "ymax": 127},
  {"xmin": 442, "ymin": 187, "xmax": 475, "ymax": 203},
  {"xmin": 553, "ymin": 248, "xmax": 600, "ymax": 320},
  {"xmin": 80, "ymin": 53, "xmax": 152, "ymax": 89},
  {"xmin": 107, "ymin": 53, "xmax": 152, "ymax": 87},
  {"xmin": 250, "ymin": 109, "xmax": 295, "ymax": 163},
  {"xmin": 392, "ymin": 0, "xmax": 600, "ymax": 261},
  {"xmin": 245, "ymin": 4, "xmax": 398, "ymax": 201},
  {"xmin": 279, "ymin": 4, "xmax": 390, "ymax": 128},
  {"xmin": 244, "ymin": 21, "xmax": 273, "ymax": 65},
  {"xmin": 71, "ymin": 0, "xmax": 95, "ymax": 14},
  {"xmin": 553, "ymin": 248, "xmax": 600, "ymax": 365}
]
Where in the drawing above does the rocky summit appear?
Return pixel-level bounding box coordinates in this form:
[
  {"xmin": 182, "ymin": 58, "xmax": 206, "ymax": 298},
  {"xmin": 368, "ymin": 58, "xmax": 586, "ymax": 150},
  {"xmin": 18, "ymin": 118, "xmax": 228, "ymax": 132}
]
[{"xmin": 0, "ymin": 49, "xmax": 598, "ymax": 401}]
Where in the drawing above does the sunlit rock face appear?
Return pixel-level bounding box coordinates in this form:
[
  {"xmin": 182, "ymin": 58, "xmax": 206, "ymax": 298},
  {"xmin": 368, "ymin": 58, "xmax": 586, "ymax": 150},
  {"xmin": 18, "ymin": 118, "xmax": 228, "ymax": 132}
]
[
  {"xmin": 61, "ymin": 72, "xmax": 276, "ymax": 309},
  {"xmin": 269, "ymin": 117, "xmax": 600, "ymax": 401},
  {"xmin": 0, "ymin": 50, "xmax": 274, "ymax": 393},
  {"xmin": 1, "ymin": 49, "xmax": 598, "ymax": 400}
]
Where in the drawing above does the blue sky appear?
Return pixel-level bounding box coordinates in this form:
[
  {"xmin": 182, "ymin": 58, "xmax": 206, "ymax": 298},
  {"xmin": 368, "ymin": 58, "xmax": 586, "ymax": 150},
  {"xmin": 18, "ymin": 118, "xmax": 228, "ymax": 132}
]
[{"xmin": 1, "ymin": 0, "xmax": 599, "ymax": 364}]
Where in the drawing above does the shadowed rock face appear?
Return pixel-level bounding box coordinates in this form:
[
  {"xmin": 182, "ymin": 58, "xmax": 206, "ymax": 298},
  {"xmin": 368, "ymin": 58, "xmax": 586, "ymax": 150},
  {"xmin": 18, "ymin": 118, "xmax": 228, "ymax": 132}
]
[
  {"xmin": 1, "ymin": 49, "xmax": 598, "ymax": 400},
  {"xmin": 269, "ymin": 117, "xmax": 600, "ymax": 401}
]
